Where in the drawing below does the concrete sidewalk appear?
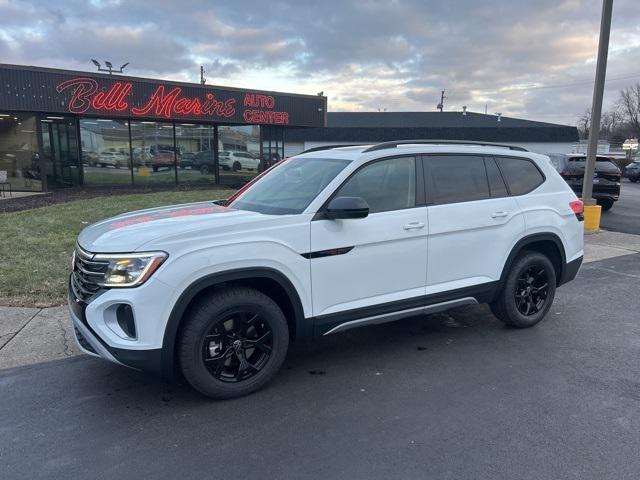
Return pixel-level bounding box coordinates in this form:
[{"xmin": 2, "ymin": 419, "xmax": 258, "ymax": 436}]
[{"xmin": 1, "ymin": 229, "xmax": 639, "ymax": 370}]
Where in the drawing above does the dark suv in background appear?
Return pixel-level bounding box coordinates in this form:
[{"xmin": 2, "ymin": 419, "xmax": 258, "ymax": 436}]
[
  {"xmin": 548, "ymin": 154, "xmax": 621, "ymax": 211},
  {"xmin": 625, "ymin": 159, "xmax": 640, "ymax": 183}
]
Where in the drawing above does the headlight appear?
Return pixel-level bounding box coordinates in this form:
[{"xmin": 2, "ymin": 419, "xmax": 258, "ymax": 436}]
[{"xmin": 94, "ymin": 251, "xmax": 168, "ymax": 288}]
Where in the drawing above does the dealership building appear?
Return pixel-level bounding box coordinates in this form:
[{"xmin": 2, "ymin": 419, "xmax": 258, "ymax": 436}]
[
  {"xmin": 0, "ymin": 63, "xmax": 579, "ymax": 193},
  {"xmin": 0, "ymin": 63, "xmax": 326, "ymax": 192},
  {"xmin": 284, "ymin": 111, "xmax": 579, "ymax": 157}
]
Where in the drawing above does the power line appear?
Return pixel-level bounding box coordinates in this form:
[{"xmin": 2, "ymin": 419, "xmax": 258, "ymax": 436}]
[
  {"xmin": 502, "ymin": 72, "xmax": 639, "ymax": 91},
  {"xmin": 444, "ymin": 72, "xmax": 639, "ymax": 97}
]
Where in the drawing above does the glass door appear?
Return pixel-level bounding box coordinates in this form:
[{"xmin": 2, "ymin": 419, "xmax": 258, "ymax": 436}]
[{"xmin": 41, "ymin": 116, "xmax": 81, "ymax": 188}]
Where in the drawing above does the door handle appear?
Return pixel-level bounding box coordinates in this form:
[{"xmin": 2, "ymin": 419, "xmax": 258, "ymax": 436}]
[
  {"xmin": 491, "ymin": 211, "xmax": 509, "ymax": 218},
  {"xmin": 403, "ymin": 221, "xmax": 426, "ymax": 230}
]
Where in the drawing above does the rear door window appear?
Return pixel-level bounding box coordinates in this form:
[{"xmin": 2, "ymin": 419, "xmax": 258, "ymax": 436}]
[
  {"xmin": 426, "ymin": 155, "xmax": 490, "ymax": 204},
  {"xmin": 496, "ymin": 157, "xmax": 545, "ymax": 195}
]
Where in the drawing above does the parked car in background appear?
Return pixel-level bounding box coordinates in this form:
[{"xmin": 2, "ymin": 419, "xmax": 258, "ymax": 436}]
[
  {"xmin": 262, "ymin": 151, "xmax": 282, "ymax": 169},
  {"xmin": 83, "ymin": 151, "xmax": 100, "ymax": 167},
  {"xmin": 192, "ymin": 150, "xmax": 216, "ymax": 175},
  {"xmin": 219, "ymin": 151, "xmax": 260, "ymax": 171},
  {"xmin": 179, "ymin": 152, "xmax": 196, "ymax": 169},
  {"xmin": 150, "ymin": 150, "xmax": 177, "ymax": 172},
  {"xmin": 98, "ymin": 151, "xmax": 128, "ymax": 169},
  {"xmin": 547, "ymin": 153, "xmax": 621, "ymax": 211},
  {"xmin": 625, "ymin": 159, "xmax": 640, "ymax": 182}
]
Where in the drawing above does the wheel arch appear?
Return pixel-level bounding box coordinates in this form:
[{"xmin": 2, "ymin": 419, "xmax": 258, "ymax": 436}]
[
  {"xmin": 161, "ymin": 267, "xmax": 307, "ymax": 379},
  {"xmin": 498, "ymin": 233, "xmax": 567, "ymax": 292}
]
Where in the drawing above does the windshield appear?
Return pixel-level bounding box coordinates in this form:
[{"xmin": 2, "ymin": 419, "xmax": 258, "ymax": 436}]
[{"xmin": 229, "ymin": 157, "xmax": 350, "ymax": 215}]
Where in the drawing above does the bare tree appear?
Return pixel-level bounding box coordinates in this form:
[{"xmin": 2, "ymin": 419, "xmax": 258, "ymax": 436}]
[
  {"xmin": 618, "ymin": 82, "xmax": 640, "ymax": 138},
  {"xmin": 600, "ymin": 109, "xmax": 623, "ymax": 141},
  {"xmin": 577, "ymin": 108, "xmax": 591, "ymax": 139}
]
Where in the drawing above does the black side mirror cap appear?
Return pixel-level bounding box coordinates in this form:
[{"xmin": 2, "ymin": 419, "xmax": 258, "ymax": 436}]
[{"xmin": 325, "ymin": 196, "xmax": 369, "ymax": 220}]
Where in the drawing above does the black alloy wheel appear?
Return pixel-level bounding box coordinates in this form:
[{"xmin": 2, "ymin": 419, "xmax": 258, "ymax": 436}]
[
  {"xmin": 179, "ymin": 287, "xmax": 289, "ymax": 399},
  {"xmin": 514, "ymin": 265, "xmax": 549, "ymax": 316},
  {"xmin": 202, "ymin": 309, "xmax": 273, "ymax": 383},
  {"xmin": 490, "ymin": 251, "xmax": 556, "ymax": 328}
]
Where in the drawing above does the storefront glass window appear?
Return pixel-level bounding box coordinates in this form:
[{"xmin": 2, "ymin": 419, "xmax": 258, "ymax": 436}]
[
  {"xmin": 130, "ymin": 121, "xmax": 177, "ymax": 185},
  {"xmin": 80, "ymin": 118, "xmax": 132, "ymax": 185},
  {"xmin": 0, "ymin": 113, "xmax": 42, "ymax": 191},
  {"xmin": 175, "ymin": 123, "xmax": 216, "ymax": 185},
  {"xmin": 41, "ymin": 116, "xmax": 82, "ymax": 188},
  {"xmin": 262, "ymin": 125, "xmax": 285, "ymax": 169},
  {"xmin": 218, "ymin": 125, "xmax": 261, "ymax": 186}
]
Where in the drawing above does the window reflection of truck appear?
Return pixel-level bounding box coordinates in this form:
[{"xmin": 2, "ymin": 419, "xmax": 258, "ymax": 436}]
[
  {"xmin": 150, "ymin": 151, "xmax": 177, "ymax": 172},
  {"xmin": 133, "ymin": 145, "xmax": 181, "ymax": 171}
]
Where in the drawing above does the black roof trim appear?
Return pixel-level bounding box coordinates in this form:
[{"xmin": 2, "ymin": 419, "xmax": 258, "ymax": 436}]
[{"xmin": 362, "ymin": 140, "xmax": 528, "ymax": 153}]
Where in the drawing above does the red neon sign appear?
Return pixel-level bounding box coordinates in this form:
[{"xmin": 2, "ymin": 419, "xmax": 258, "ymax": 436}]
[{"xmin": 55, "ymin": 77, "xmax": 290, "ymax": 124}]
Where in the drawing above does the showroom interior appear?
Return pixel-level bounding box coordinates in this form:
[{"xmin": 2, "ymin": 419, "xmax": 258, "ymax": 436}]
[{"xmin": 0, "ymin": 64, "xmax": 326, "ymax": 192}]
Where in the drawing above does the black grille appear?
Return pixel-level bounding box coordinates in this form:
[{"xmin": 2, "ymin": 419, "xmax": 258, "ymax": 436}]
[
  {"xmin": 73, "ymin": 325, "xmax": 97, "ymax": 354},
  {"xmin": 71, "ymin": 245, "xmax": 109, "ymax": 302}
]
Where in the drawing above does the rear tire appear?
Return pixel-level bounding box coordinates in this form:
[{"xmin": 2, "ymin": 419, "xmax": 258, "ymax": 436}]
[
  {"xmin": 597, "ymin": 198, "xmax": 614, "ymax": 211},
  {"xmin": 490, "ymin": 251, "xmax": 556, "ymax": 328},
  {"xmin": 200, "ymin": 165, "xmax": 211, "ymax": 175},
  {"xmin": 233, "ymin": 161, "xmax": 241, "ymax": 171},
  {"xmin": 178, "ymin": 287, "xmax": 289, "ymax": 399}
]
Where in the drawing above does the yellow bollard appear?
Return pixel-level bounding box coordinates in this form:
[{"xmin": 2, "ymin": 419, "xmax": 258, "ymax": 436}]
[{"xmin": 583, "ymin": 204, "xmax": 601, "ymax": 232}]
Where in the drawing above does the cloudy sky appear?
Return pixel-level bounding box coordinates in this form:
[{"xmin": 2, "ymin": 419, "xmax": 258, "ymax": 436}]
[{"xmin": 1, "ymin": 0, "xmax": 638, "ymax": 125}]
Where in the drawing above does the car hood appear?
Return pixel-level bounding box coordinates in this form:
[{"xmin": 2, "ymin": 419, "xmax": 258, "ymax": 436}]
[{"xmin": 77, "ymin": 201, "xmax": 267, "ymax": 253}]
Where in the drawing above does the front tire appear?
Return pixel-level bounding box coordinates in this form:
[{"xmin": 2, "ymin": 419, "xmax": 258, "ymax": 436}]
[
  {"xmin": 490, "ymin": 251, "xmax": 556, "ymax": 328},
  {"xmin": 178, "ymin": 287, "xmax": 289, "ymax": 399}
]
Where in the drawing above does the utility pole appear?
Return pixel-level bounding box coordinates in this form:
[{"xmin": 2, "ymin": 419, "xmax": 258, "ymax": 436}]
[
  {"xmin": 200, "ymin": 65, "xmax": 206, "ymax": 85},
  {"xmin": 582, "ymin": 0, "xmax": 613, "ymax": 213},
  {"xmin": 437, "ymin": 90, "xmax": 446, "ymax": 112}
]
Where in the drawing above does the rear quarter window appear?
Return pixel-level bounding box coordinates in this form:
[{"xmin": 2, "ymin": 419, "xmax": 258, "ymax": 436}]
[{"xmin": 496, "ymin": 157, "xmax": 545, "ymax": 196}]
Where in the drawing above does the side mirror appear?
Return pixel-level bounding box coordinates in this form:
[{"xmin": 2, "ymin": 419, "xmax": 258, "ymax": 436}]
[{"xmin": 325, "ymin": 196, "xmax": 369, "ymax": 220}]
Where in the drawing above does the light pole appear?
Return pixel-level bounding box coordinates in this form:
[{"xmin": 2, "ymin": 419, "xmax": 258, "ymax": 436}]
[
  {"xmin": 582, "ymin": 0, "xmax": 613, "ymax": 230},
  {"xmin": 91, "ymin": 59, "xmax": 130, "ymax": 75}
]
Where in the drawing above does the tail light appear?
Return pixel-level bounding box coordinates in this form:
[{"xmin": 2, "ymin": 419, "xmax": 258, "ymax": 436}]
[
  {"xmin": 570, "ymin": 200, "xmax": 584, "ymax": 221},
  {"xmin": 569, "ymin": 200, "xmax": 584, "ymax": 214}
]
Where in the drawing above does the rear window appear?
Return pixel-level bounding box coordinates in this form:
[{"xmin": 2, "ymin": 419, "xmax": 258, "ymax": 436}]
[
  {"xmin": 496, "ymin": 157, "xmax": 545, "ymax": 195},
  {"xmin": 568, "ymin": 156, "xmax": 619, "ymax": 172}
]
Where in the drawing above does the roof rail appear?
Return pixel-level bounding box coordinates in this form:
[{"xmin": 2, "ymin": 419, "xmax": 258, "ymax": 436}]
[
  {"xmin": 361, "ymin": 140, "xmax": 528, "ymax": 153},
  {"xmin": 301, "ymin": 144, "xmax": 367, "ymax": 154}
]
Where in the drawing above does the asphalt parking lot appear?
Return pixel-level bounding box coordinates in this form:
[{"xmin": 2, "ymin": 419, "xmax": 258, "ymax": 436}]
[
  {"xmin": 601, "ymin": 180, "xmax": 640, "ymax": 235},
  {"xmin": 2, "ymin": 253, "xmax": 639, "ymax": 480}
]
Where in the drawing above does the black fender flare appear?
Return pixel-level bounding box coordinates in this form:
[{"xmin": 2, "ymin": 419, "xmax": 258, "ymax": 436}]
[
  {"xmin": 498, "ymin": 232, "xmax": 567, "ymax": 290},
  {"xmin": 160, "ymin": 267, "xmax": 306, "ymax": 378}
]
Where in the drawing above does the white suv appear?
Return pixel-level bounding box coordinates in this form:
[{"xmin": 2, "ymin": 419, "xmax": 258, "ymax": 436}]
[{"xmin": 69, "ymin": 141, "xmax": 584, "ymax": 398}]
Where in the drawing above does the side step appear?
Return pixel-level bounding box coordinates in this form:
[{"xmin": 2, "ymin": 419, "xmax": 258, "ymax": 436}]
[{"xmin": 323, "ymin": 297, "xmax": 478, "ymax": 335}]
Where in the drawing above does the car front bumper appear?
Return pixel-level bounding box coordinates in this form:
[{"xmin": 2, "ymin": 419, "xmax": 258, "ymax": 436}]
[{"xmin": 68, "ymin": 275, "xmax": 168, "ymax": 375}]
